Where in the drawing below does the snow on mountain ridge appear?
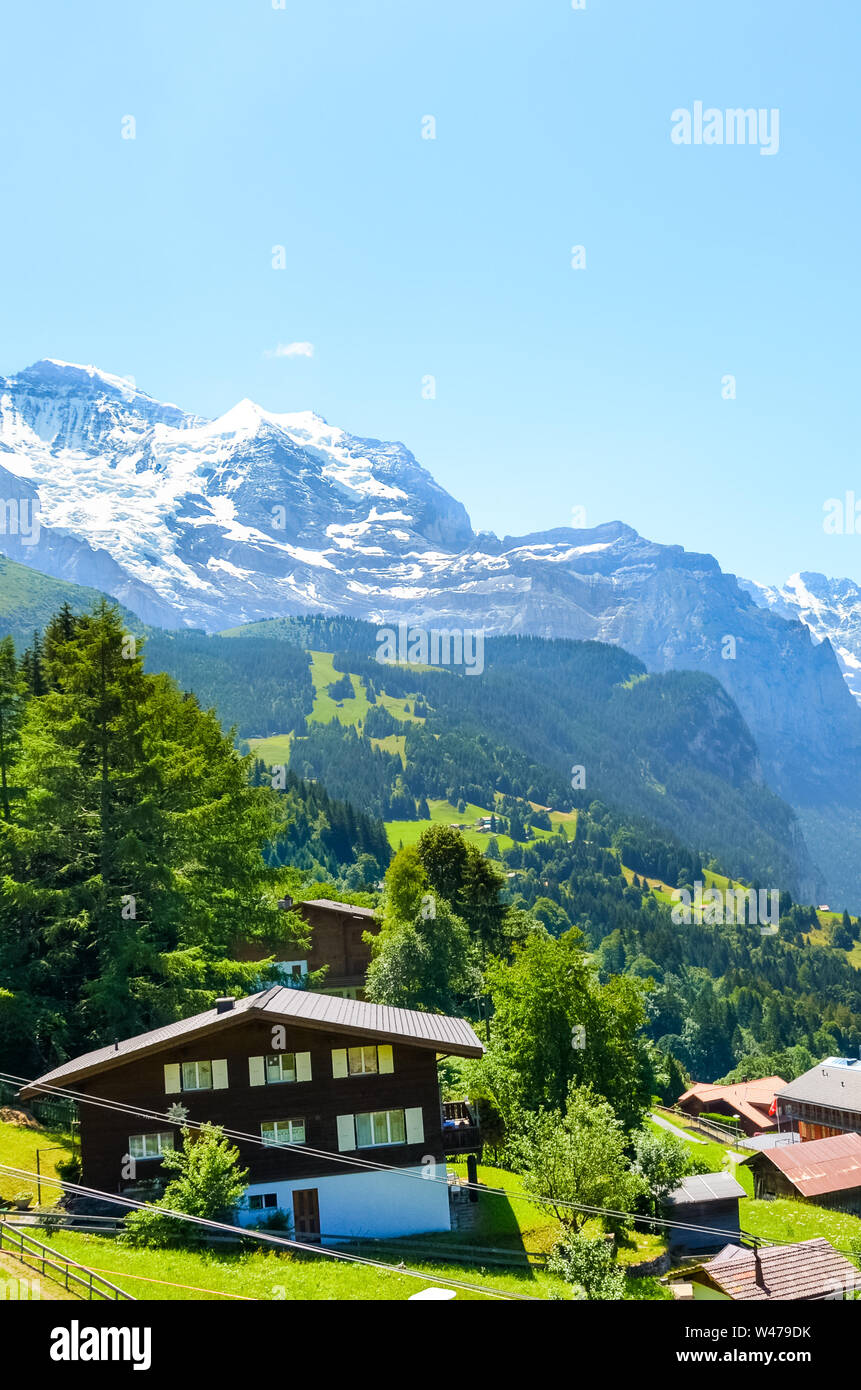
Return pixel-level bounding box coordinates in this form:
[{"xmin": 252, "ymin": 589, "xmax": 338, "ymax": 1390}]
[{"xmin": 740, "ymin": 571, "xmax": 861, "ymax": 704}]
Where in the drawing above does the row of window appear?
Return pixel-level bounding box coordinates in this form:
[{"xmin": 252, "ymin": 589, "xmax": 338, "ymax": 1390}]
[
  {"xmin": 129, "ymin": 1107, "xmax": 414, "ymax": 1160},
  {"xmin": 163, "ymin": 1045, "xmax": 395, "ymax": 1095}
]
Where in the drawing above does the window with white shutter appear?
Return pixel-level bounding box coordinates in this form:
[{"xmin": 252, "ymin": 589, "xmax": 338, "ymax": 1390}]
[
  {"xmin": 248, "ymin": 1055, "xmax": 266, "ymax": 1087},
  {"xmin": 163, "ymin": 1063, "xmax": 181, "ymax": 1095},
  {"xmin": 405, "ymin": 1107, "xmax": 424, "ymax": 1144},
  {"xmin": 336, "ymin": 1114, "xmax": 356, "ymax": 1151},
  {"xmin": 332, "ymin": 1049, "xmax": 348, "ymax": 1078}
]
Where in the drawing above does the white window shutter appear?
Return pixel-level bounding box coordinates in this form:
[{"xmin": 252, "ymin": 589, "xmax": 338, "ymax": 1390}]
[
  {"xmin": 296, "ymin": 1052, "xmax": 312, "ymax": 1082},
  {"xmin": 336, "ymin": 1114, "xmax": 356, "ymax": 1151},
  {"xmin": 164, "ymin": 1063, "xmax": 181, "ymax": 1095},
  {"xmin": 248, "ymin": 1055, "xmax": 266, "ymax": 1087},
  {"xmin": 332, "ymin": 1049, "xmax": 348, "ymax": 1078},
  {"xmin": 405, "ymin": 1107, "xmax": 424, "ymax": 1144},
  {"xmin": 211, "ymin": 1059, "xmax": 228, "ymax": 1090},
  {"xmin": 378, "ymin": 1044, "xmax": 394, "ymax": 1074}
]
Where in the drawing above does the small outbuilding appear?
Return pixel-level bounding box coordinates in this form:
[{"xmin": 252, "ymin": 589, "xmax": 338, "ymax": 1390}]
[
  {"xmin": 663, "ymin": 1171, "xmax": 745, "ymax": 1255},
  {"xmin": 743, "ymin": 1130, "xmax": 861, "ymax": 1212}
]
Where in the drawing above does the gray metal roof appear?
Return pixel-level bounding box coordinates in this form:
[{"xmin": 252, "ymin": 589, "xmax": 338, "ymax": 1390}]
[
  {"xmin": 777, "ymin": 1062, "xmax": 861, "ymax": 1112},
  {"xmin": 300, "ymin": 899, "xmax": 377, "ymax": 918},
  {"xmin": 739, "ymin": 1131, "xmax": 801, "ymax": 1152},
  {"xmin": 664, "ymin": 1171, "xmax": 746, "ymax": 1206},
  {"xmin": 19, "ymin": 987, "xmax": 483, "ymax": 1099}
]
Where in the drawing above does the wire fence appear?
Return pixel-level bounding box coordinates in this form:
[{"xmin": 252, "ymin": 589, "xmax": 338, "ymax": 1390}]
[{"xmin": 0, "ymin": 1220, "xmax": 136, "ymax": 1301}]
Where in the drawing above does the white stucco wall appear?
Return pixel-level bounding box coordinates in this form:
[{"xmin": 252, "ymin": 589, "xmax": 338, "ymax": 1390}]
[{"xmin": 237, "ymin": 1164, "xmax": 451, "ymax": 1240}]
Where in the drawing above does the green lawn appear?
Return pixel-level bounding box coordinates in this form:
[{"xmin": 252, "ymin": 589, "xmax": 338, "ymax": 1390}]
[
  {"xmin": 0, "ymin": 1119, "xmax": 75, "ymax": 1206},
  {"xmin": 308, "ymin": 651, "xmax": 370, "ymax": 727},
  {"xmin": 740, "ymin": 1196, "xmax": 861, "ymax": 1255},
  {"xmin": 386, "ymin": 798, "xmax": 515, "ymax": 852},
  {"xmin": 23, "ymin": 1157, "xmax": 670, "ymax": 1300},
  {"xmin": 35, "ymin": 1227, "xmax": 569, "ymax": 1301}
]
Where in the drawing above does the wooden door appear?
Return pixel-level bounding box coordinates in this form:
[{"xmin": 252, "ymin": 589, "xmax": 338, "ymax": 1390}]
[{"xmin": 293, "ymin": 1187, "xmax": 321, "ymax": 1242}]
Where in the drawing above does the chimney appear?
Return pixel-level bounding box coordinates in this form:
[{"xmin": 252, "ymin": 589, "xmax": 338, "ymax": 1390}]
[
  {"xmin": 215, "ymin": 997, "xmax": 236, "ymax": 1014},
  {"xmin": 278, "ymin": 895, "xmax": 294, "ymax": 911},
  {"xmin": 753, "ymin": 1245, "xmax": 767, "ymax": 1291}
]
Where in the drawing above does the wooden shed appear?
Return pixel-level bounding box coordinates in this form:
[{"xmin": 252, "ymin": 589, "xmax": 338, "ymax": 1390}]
[{"xmin": 663, "ymin": 1171, "xmax": 745, "ymax": 1255}]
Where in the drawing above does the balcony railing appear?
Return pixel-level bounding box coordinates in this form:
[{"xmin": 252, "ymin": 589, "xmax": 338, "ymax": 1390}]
[{"xmin": 442, "ymin": 1100, "xmax": 481, "ymax": 1155}]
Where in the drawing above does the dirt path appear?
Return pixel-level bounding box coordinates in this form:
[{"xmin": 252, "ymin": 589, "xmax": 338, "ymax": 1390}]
[{"xmin": 0, "ymin": 1246, "xmax": 80, "ymax": 1299}]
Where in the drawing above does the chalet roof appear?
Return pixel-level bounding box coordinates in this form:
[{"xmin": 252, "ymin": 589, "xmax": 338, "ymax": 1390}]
[
  {"xmin": 664, "ymin": 1172, "xmax": 745, "ymax": 1207},
  {"xmin": 746, "ymin": 1131, "xmax": 861, "ymax": 1198},
  {"xmin": 18, "ymin": 987, "xmax": 483, "ymax": 1100},
  {"xmin": 698, "ymin": 1238, "xmax": 859, "ymax": 1301},
  {"xmin": 777, "ymin": 1062, "xmax": 861, "ymax": 1113},
  {"xmin": 299, "ymin": 898, "xmax": 377, "ymax": 919},
  {"xmin": 677, "ymin": 1077, "xmax": 785, "ymax": 1130}
]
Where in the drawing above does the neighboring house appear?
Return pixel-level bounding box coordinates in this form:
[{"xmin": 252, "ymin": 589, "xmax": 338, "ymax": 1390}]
[
  {"xmin": 776, "ymin": 1058, "xmax": 861, "ymax": 1141},
  {"xmin": 743, "ymin": 1131, "xmax": 861, "ymax": 1211},
  {"xmin": 235, "ymin": 897, "xmax": 380, "ymax": 999},
  {"xmin": 675, "ymin": 1077, "xmax": 785, "ymax": 1136},
  {"xmin": 19, "ymin": 986, "xmax": 483, "ymax": 1241},
  {"xmin": 663, "ymin": 1172, "xmax": 745, "ymax": 1256},
  {"xmin": 684, "ymin": 1238, "xmax": 859, "ymax": 1301}
]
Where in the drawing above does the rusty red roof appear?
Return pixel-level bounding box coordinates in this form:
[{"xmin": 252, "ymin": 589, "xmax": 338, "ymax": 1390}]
[
  {"xmin": 700, "ymin": 1238, "xmax": 859, "ymax": 1301},
  {"xmin": 749, "ymin": 1130, "xmax": 861, "ymax": 1197}
]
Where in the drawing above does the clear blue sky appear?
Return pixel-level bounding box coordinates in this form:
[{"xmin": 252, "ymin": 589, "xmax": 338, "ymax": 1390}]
[{"xmin": 1, "ymin": 0, "xmax": 859, "ymax": 586}]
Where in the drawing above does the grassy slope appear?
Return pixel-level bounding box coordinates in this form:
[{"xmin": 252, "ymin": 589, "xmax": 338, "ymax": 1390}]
[
  {"xmin": 37, "ymin": 1227, "xmax": 569, "ymax": 1302},
  {"xmin": 32, "ymin": 1160, "xmax": 667, "ymax": 1300},
  {"xmin": 0, "ymin": 1119, "xmax": 74, "ymax": 1205},
  {"xmin": 0, "ymin": 555, "xmax": 143, "ymax": 643},
  {"xmin": 646, "ymin": 1117, "xmax": 861, "ymax": 1267}
]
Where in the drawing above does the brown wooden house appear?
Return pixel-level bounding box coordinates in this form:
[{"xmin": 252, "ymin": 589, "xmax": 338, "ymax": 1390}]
[
  {"xmin": 775, "ymin": 1058, "xmax": 861, "ymax": 1141},
  {"xmin": 234, "ymin": 897, "xmax": 380, "ymax": 998},
  {"xmin": 20, "ymin": 987, "xmax": 482, "ymax": 1241}
]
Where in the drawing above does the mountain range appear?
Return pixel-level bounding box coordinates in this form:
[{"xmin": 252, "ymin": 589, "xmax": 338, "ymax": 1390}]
[{"xmin": 2, "ymin": 359, "xmax": 861, "ymax": 906}]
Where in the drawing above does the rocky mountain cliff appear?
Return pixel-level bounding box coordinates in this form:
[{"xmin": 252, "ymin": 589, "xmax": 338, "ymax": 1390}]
[{"xmin": 2, "ymin": 360, "xmax": 860, "ymax": 903}]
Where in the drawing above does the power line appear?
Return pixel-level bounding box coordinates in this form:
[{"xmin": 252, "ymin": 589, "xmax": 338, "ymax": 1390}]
[
  {"xmin": 2, "ymin": 1067, "xmax": 802, "ymax": 1248},
  {"xmin": 0, "ymin": 1162, "xmax": 535, "ymax": 1301},
  {"xmin": 1, "ymin": 1067, "xmax": 755, "ymax": 1240}
]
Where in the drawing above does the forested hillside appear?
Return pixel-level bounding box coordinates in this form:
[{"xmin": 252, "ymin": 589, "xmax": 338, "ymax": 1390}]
[{"xmin": 150, "ymin": 614, "xmax": 818, "ymax": 897}]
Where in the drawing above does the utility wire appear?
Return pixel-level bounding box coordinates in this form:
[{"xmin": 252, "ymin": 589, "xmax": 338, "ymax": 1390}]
[
  {"xmin": 0, "ymin": 1163, "xmax": 536, "ymax": 1301},
  {"xmin": 1, "ymin": 1067, "xmax": 812, "ymax": 1249}
]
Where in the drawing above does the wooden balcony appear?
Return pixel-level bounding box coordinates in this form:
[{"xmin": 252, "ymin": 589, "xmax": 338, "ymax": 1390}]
[{"xmin": 441, "ymin": 1100, "xmax": 482, "ymax": 1156}]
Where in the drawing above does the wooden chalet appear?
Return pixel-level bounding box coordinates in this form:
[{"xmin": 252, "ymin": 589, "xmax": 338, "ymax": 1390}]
[
  {"xmin": 20, "ymin": 987, "xmax": 483, "ymax": 1241},
  {"xmin": 234, "ymin": 896, "xmax": 380, "ymax": 999},
  {"xmin": 675, "ymin": 1076, "xmax": 784, "ymax": 1137},
  {"xmin": 776, "ymin": 1058, "xmax": 861, "ymax": 1141},
  {"xmin": 743, "ymin": 1131, "xmax": 861, "ymax": 1211}
]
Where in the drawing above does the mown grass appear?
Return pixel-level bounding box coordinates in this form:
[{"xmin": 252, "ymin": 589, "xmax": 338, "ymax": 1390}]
[
  {"xmin": 0, "ymin": 1119, "xmax": 74, "ymax": 1205},
  {"xmin": 35, "ymin": 1227, "xmax": 569, "ymax": 1302},
  {"xmin": 740, "ymin": 1197, "xmax": 861, "ymax": 1256},
  {"xmin": 386, "ymin": 799, "xmax": 515, "ymax": 852}
]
